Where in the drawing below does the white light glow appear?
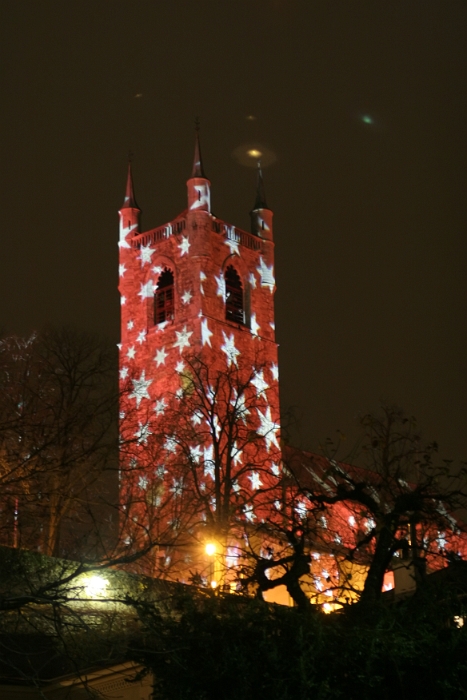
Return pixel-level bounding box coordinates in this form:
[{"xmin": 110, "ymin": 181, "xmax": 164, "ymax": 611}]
[{"xmin": 84, "ymin": 575, "xmax": 108, "ymax": 599}]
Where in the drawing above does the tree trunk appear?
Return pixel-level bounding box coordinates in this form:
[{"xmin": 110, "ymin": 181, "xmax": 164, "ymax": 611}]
[{"xmin": 358, "ymin": 526, "xmax": 395, "ymax": 607}]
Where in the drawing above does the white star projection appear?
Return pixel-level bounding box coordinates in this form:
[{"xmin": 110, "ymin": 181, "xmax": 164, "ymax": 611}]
[
  {"xmin": 127, "ymin": 319, "xmax": 134, "ymax": 330},
  {"xmin": 191, "ymin": 410, "xmax": 203, "ymax": 426},
  {"xmin": 129, "ymin": 370, "xmax": 153, "ymax": 408},
  {"xmin": 134, "ymin": 421, "xmax": 152, "ymax": 445},
  {"xmin": 256, "ymin": 406, "xmax": 279, "ymax": 451},
  {"xmin": 138, "ymin": 280, "xmax": 155, "ymax": 300},
  {"xmin": 190, "ymin": 184, "xmax": 210, "ymax": 210},
  {"xmin": 248, "ymin": 472, "xmax": 263, "ymax": 490},
  {"xmin": 225, "ymin": 234, "xmax": 240, "ymax": 256},
  {"xmin": 154, "ymin": 347, "xmax": 168, "ymax": 366},
  {"xmin": 249, "ymin": 272, "xmax": 257, "ymax": 289},
  {"xmin": 231, "ymin": 442, "xmax": 243, "ymax": 467},
  {"xmin": 189, "ymin": 445, "xmax": 202, "ymax": 464},
  {"xmin": 164, "ymin": 436, "xmax": 178, "ymax": 454},
  {"xmin": 270, "ymin": 363, "xmax": 279, "ymax": 382},
  {"xmin": 173, "ymin": 326, "xmax": 193, "ymax": 354},
  {"xmin": 221, "ymin": 332, "xmax": 240, "ymax": 367},
  {"xmin": 201, "ymin": 318, "xmax": 213, "ymax": 347},
  {"xmin": 175, "ymin": 360, "xmax": 186, "ymax": 373},
  {"xmin": 204, "ymin": 444, "xmax": 215, "ymax": 479},
  {"xmin": 250, "ymin": 313, "xmax": 260, "ymax": 336},
  {"xmin": 139, "ymin": 244, "xmax": 155, "ymax": 266},
  {"xmin": 119, "ymin": 366, "xmax": 129, "ymax": 380},
  {"xmin": 257, "ymin": 257, "xmax": 275, "ymax": 292},
  {"xmin": 138, "ymin": 476, "xmax": 149, "ymax": 490},
  {"xmin": 119, "ymin": 264, "xmax": 127, "ymax": 277},
  {"xmin": 137, "ymin": 330, "xmax": 147, "ymax": 345},
  {"xmin": 119, "ymin": 221, "xmax": 138, "ymax": 249},
  {"xmin": 178, "ymin": 236, "xmax": 191, "ymax": 256},
  {"xmin": 126, "ymin": 346, "xmax": 136, "ymax": 360},
  {"xmin": 152, "ymin": 265, "xmax": 163, "ymax": 276},
  {"xmin": 171, "ymin": 478, "xmax": 184, "ymax": 496},
  {"xmin": 251, "ymin": 369, "xmax": 269, "ymax": 397},
  {"xmin": 244, "ymin": 504, "xmax": 256, "ymax": 522},
  {"xmin": 181, "ymin": 290, "xmax": 193, "ymax": 305},
  {"xmin": 215, "ymin": 273, "xmax": 226, "ymax": 301},
  {"xmin": 270, "ymin": 462, "xmax": 281, "ymax": 477},
  {"xmin": 154, "ymin": 398, "xmax": 167, "ymax": 416},
  {"xmin": 121, "ymin": 296, "xmax": 126, "ymax": 305},
  {"xmin": 200, "ymin": 270, "xmax": 206, "ymax": 295},
  {"xmin": 232, "ymin": 390, "xmax": 250, "ymax": 423}
]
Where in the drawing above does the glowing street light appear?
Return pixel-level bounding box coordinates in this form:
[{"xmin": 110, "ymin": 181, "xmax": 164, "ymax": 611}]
[{"xmin": 205, "ymin": 542, "xmax": 216, "ymax": 556}]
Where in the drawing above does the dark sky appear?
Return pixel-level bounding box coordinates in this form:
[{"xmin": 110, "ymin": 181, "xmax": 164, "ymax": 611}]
[{"xmin": 1, "ymin": 1, "xmax": 466, "ymax": 460}]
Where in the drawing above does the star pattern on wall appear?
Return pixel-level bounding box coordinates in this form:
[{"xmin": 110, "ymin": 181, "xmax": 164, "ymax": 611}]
[
  {"xmin": 201, "ymin": 318, "xmax": 213, "ymax": 347},
  {"xmin": 178, "ymin": 236, "xmax": 191, "ymax": 256},
  {"xmin": 248, "ymin": 472, "xmax": 263, "ymax": 490},
  {"xmin": 256, "ymin": 406, "xmax": 279, "ymax": 451},
  {"xmin": 138, "ymin": 280, "xmax": 154, "ymax": 300},
  {"xmin": 250, "ymin": 313, "xmax": 260, "ymax": 336},
  {"xmin": 119, "ymin": 202, "xmax": 282, "ymax": 549},
  {"xmin": 200, "ymin": 270, "xmax": 206, "ymax": 295},
  {"xmin": 173, "ymin": 326, "xmax": 193, "ymax": 353},
  {"xmin": 215, "ymin": 273, "xmax": 226, "ymax": 300},
  {"xmin": 221, "ymin": 332, "xmax": 240, "ymax": 366},
  {"xmin": 135, "ymin": 421, "xmax": 152, "ymax": 445},
  {"xmin": 154, "ymin": 398, "xmax": 167, "ymax": 416},
  {"xmin": 139, "ymin": 244, "xmax": 155, "ymax": 266},
  {"xmin": 257, "ymin": 257, "xmax": 275, "ymax": 292},
  {"xmin": 154, "ymin": 347, "xmax": 168, "ymax": 366},
  {"xmin": 129, "ymin": 370, "xmax": 153, "ymax": 408},
  {"xmin": 251, "ymin": 369, "xmax": 269, "ymax": 397}
]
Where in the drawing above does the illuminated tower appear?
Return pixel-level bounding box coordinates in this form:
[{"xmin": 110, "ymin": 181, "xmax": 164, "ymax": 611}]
[{"xmin": 118, "ymin": 133, "xmax": 281, "ymax": 578}]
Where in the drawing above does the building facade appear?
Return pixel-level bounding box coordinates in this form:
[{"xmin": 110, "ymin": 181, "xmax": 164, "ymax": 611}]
[{"xmin": 118, "ymin": 133, "xmax": 282, "ymax": 582}]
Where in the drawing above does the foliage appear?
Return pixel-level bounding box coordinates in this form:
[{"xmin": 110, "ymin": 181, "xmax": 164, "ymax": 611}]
[{"xmin": 128, "ymin": 585, "xmax": 467, "ymax": 700}]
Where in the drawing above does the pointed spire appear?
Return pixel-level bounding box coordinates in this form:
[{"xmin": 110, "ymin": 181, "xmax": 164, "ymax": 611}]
[
  {"xmin": 253, "ymin": 161, "xmax": 268, "ymax": 210},
  {"xmin": 122, "ymin": 157, "xmax": 139, "ymax": 209},
  {"xmin": 191, "ymin": 118, "xmax": 206, "ymax": 178}
]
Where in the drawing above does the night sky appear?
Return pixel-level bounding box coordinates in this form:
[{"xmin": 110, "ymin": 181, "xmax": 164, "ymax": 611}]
[{"xmin": 1, "ymin": 1, "xmax": 466, "ymax": 460}]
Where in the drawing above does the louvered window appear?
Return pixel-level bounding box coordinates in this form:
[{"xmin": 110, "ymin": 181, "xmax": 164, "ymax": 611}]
[
  {"xmin": 225, "ymin": 266, "xmax": 244, "ymax": 324},
  {"xmin": 154, "ymin": 268, "xmax": 174, "ymax": 324}
]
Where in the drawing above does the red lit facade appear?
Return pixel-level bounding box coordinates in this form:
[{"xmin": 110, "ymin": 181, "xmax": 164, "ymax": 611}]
[{"xmin": 118, "ymin": 135, "xmax": 281, "ymax": 579}]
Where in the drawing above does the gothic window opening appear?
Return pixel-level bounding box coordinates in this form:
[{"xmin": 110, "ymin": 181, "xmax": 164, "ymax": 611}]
[
  {"xmin": 154, "ymin": 268, "xmax": 174, "ymax": 324},
  {"xmin": 225, "ymin": 266, "xmax": 244, "ymax": 325}
]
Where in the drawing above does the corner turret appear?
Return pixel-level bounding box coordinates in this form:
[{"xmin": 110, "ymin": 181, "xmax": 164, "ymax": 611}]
[
  {"xmin": 250, "ymin": 163, "xmax": 273, "ymax": 240},
  {"xmin": 119, "ymin": 161, "xmax": 141, "ymax": 249},
  {"xmin": 186, "ymin": 124, "xmax": 211, "ymax": 213}
]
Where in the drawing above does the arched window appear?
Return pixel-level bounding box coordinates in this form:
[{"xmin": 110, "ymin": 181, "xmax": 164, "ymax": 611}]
[
  {"xmin": 225, "ymin": 266, "xmax": 244, "ymax": 325},
  {"xmin": 154, "ymin": 268, "xmax": 174, "ymax": 324}
]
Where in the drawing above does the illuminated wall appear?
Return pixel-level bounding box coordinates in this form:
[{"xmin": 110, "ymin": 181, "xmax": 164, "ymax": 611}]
[{"xmin": 118, "ymin": 142, "xmax": 281, "ymax": 581}]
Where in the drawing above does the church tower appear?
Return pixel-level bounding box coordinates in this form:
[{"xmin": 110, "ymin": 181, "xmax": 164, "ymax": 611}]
[{"xmin": 118, "ymin": 132, "xmax": 281, "ymax": 581}]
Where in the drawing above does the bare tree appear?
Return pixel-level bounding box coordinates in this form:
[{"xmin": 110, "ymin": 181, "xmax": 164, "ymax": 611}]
[
  {"xmin": 288, "ymin": 405, "xmax": 467, "ymax": 607},
  {"xmin": 0, "ymin": 328, "xmax": 119, "ymax": 557},
  {"xmin": 119, "ymin": 352, "xmax": 283, "ymax": 587}
]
